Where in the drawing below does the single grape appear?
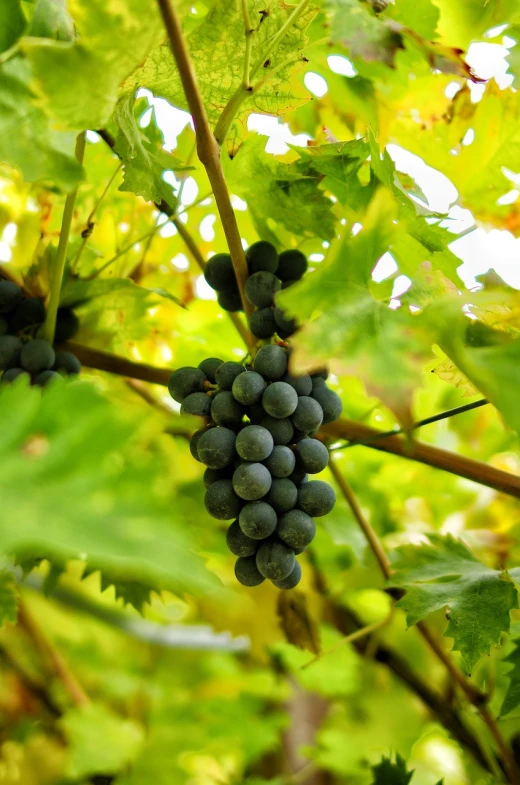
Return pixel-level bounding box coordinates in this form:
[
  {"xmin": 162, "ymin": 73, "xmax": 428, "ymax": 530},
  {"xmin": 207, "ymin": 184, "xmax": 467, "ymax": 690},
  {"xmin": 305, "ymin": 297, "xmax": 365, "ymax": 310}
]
[
  {"xmin": 34, "ymin": 370, "xmax": 61, "ymax": 386},
  {"xmin": 218, "ymin": 288, "xmax": 243, "ymax": 312},
  {"xmin": 203, "ymin": 466, "xmax": 233, "ymax": 488},
  {"xmin": 262, "ymin": 381, "xmax": 298, "ymax": 419},
  {"xmin": 256, "ymin": 537, "xmax": 295, "ymax": 581},
  {"xmin": 311, "ymin": 376, "xmax": 326, "ymax": 393},
  {"xmin": 273, "ymin": 306, "xmax": 297, "ymax": 336},
  {"xmin": 211, "ymin": 391, "xmax": 244, "ymax": 427},
  {"xmin": 181, "ymin": 391, "xmax": 212, "ymax": 418},
  {"xmin": 297, "ymin": 480, "xmax": 336, "ymax": 517},
  {"xmin": 282, "ymin": 372, "xmax": 312, "ymax": 397},
  {"xmin": 197, "ymin": 427, "xmax": 237, "ymax": 468},
  {"xmin": 9, "ymin": 297, "xmax": 46, "ymax": 333},
  {"xmin": 226, "ymin": 520, "xmax": 258, "ymax": 557},
  {"xmin": 246, "ymin": 241, "xmax": 279, "ymax": 274},
  {"xmin": 239, "ymin": 501, "xmax": 277, "ymax": 539},
  {"xmin": 0, "ymin": 281, "xmax": 23, "ymax": 314},
  {"xmin": 236, "ymin": 424, "xmax": 273, "ymax": 461},
  {"xmin": 0, "ymin": 335, "xmax": 22, "ymax": 370},
  {"xmin": 263, "ymin": 445, "xmax": 295, "ymax": 478},
  {"xmin": 294, "ymin": 438, "xmax": 329, "ymax": 474},
  {"xmin": 277, "ymin": 509, "xmax": 316, "ymax": 549},
  {"xmin": 311, "ymin": 385, "xmax": 342, "ymax": 424},
  {"xmin": 272, "ymin": 560, "xmax": 302, "ymax": 589},
  {"xmin": 232, "ymin": 371, "xmax": 265, "ymax": 405},
  {"xmin": 204, "ymin": 479, "xmax": 242, "ymax": 520},
  {"xmin": 20, "ymin": 339, "xmax": 55, "ymax": 374},
  {"xmin": 0, "ymin": 368, "xmax": 29, "ymax": 384},
  {"xmin": 198, "ymin": 357, "xmax": 223, "ymax": 383},
  {"xmin": 250, "ymin": 307, "xmax": 276, "ymax": 339},
  {"xmin": 289, "ymin": 467, "xmax": 308, "ymax": 485},
  {"xmin": 276, "ymin": 249, "xmax": 307, "ymax": 282},
  {"xmin": 190, "ymin": 428, "xmax": 208, "ymax": 462},
  {"xmin": 260, "ymin": 415, "xmax": 294, "ymax": 445},
  {"xmin": 204, "ymin": 253, "xmax": 236, "ymax": 292},
  {"xmin": 53, "ymin": 350, "xmax": 81, "ymax": 375},
  {"xmin": 245, "ymin": 271, "xmax": 280, "ymax": 308},
  {"xmin": 254, "ymin": 344, "xmax": 288, "ymax": 381},
  {"xmin": 215, "ymin": 361, "xmax": 245, "ymax": 390},
  {"xmin": 55, "ymin": 307, "xmax": 80, "ymax": 341},
  {"xmin": 235, "ymin": 555, "xmax": 265, "ymax": 586},
  {"xmin": 291, "ymin": 396, "xmax": 323, "ymax": 433},
  {"xmin": 233, "ymin": 462, "xmax": 272, "ymax": 500},
  {"xmin": 264, "ymin": 478, "xmax": 298, "ymax": 514},
  {"xmin": 168, "ymin": 366, "xmax": 206, "ymax": 403}
]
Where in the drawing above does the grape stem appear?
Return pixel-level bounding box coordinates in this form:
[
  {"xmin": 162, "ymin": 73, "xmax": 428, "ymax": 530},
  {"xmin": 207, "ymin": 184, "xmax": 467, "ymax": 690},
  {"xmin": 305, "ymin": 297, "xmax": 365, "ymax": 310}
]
[
  {"xmin": 328, "ymin": 456, "xmax": 520, "ymax": 785},
  {"xmin": 41, "ymin": 131, "xmax": 86, "ymax": 344},
  {"xmin": 155, "ymin": 0, "xmax": 252, "ymax": 320}
]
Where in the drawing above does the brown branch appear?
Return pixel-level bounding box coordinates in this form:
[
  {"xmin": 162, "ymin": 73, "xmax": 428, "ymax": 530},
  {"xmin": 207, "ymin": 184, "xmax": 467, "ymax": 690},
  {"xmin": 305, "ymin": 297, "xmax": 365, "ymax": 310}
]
[
  {"xmin": 18, "ymin": 600, "xmax": 89, "ymax": 708},
  {"xmin": 65, "ymin": 342, "xmax": 520, "ymax": 499},
  {"xmin": 327, "ymin": 458, "xmax": 520, "ymax": 785},
  {"xmin": 62, "ymin": 341, "xmax": 172, "ymax": 385},
  {"xmin": 155, "ymin": 0, "xmax": 252, "ymax": 320},
  {"xmin": 323, "ymin": 419, "xmax": 520, "ymax": 499}
]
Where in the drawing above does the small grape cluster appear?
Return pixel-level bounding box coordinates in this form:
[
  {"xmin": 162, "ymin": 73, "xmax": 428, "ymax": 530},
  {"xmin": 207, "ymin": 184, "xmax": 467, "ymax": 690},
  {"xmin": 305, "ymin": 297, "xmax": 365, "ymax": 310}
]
[
  {"xmin": 0, "ymin": 280, "xmax": 81, "ymax": 385},
  {"xmin": 203, "ymin": 240, "xmax": 306, "ymax": 340},
  {"xmin": 168, "ymin": 344, "xmax": 342, "ymax": 590}
]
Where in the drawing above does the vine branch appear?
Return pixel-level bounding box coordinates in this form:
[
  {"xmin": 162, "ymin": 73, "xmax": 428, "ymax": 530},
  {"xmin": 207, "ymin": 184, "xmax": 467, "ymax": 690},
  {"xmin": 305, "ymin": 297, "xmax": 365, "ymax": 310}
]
[
  {"xmin": 41, "ymin": 131, "xmax": 86, "ymax": 344},
  {"xmin": 323, "ymin": 419, "xmax": 520, "ymax": 499},
  {"xmin": 155, "ymin": 0, "xmax": 252, "ymax": 319},
  {"xmin": 62, "ymin": 342, "xmax": 520, "ymax": 499}
]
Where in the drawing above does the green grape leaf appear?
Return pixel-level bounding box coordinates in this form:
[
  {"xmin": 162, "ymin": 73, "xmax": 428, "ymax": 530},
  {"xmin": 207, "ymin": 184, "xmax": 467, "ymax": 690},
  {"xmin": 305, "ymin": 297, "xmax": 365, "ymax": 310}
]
[
  {"xmin": 0, "ymin": 0, "xmax": 26, "ymax": 53},
  {"xmin": 113, "ymin": 94, "xmax": 189, "ymax": 207},
  {"xmin": 371, "ymin": 753, "xmax": 414, "ymax": 785},
  {"xmin": 292, "ymin": 138, "xmax": 371, "ymax": 207},
  {"xmin": 59, "ymin": 702, "xmax": 144, "ymax": 778},
  {"xmin": 278, "ymin": 189, "xmax": 431, "ymax": 423},
  {"xmin": 224, "ymin": 134, "xmax": 336, "ymax": 241},
  {"xmin": 432, "ymin": 302, "xmax": 520, "ymax": 434},
  {"xmin": 0, "ymin": 570, "xmax": 18, "ymax": 626},
  {"xmin": 0, "ymin": 56, "xmax": 82, "ymax": 191},
  {"xmin": 506, "ymin": 27, "xmax": 520, "ymax": 89},
  {"xmin": 59, "ymin": 277, "xmax": 183, "ymax": 349},
  {"xmin": 0, "ymin": 379, "xmax": 216, "ymax": 597},
  {"xmin": 326, "ymin": 0, "xmax": 481, "ymax": 79},
  {"xmin": 384, "ymin": 0, "xmax": 440, "ymax": 40},
  {"xmin": 125, "ymin": 0, "xmax": 318, "ymax": 153},
  {"xmin": 501, "ymin": 638, "xmax": 520, "ymax": 716},
  {"xmin": 22, "ymin": 0, "xmax": 164, "ymax": 130},
  {"xmin": 390, "ymin": 535, "xmax": 519, "ymax": 674},
  {"xmin": 27, "ymin": 0, "xmax": 75, "ymax": 41}
]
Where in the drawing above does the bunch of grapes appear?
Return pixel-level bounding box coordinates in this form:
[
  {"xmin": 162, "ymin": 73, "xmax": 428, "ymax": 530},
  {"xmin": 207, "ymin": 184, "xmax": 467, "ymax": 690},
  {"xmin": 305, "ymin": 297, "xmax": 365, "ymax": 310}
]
[
  {"xmin": 0, "ymin": 280, "xmax": 81, "ymax": 385},
  {"xmin": 203, "ymin": 241, "xmax": 306, "ymax": 340},
  {"xmin": 168, "ymin": 345, "xmax": 342, "ymax": 590}
]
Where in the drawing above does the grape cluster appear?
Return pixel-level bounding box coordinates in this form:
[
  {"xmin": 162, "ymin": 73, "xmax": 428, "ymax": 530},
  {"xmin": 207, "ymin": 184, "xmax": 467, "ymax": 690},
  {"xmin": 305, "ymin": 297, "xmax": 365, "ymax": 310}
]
[
  {"xmin": 168, "ymin": 345, "xmax": 342, "ymax": 590},
  {"xmin": 0, "ymin": 280, "xmax": 81, "ymax": 385},
  {"xmin": 203, "ymin": 241, "xmax": 306, "ymax": 340}
]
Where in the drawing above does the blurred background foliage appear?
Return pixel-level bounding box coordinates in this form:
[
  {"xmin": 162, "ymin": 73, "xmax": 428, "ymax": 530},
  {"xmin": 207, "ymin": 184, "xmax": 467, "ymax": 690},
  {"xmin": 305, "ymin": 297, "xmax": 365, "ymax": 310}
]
[{"xmin": 0, "ymin": 0, "xmax": 520, "ymax": 783}]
